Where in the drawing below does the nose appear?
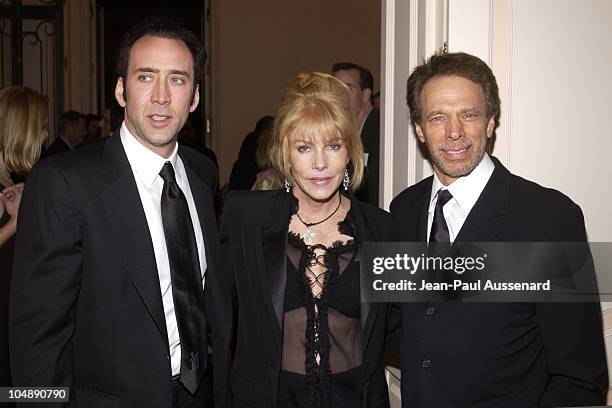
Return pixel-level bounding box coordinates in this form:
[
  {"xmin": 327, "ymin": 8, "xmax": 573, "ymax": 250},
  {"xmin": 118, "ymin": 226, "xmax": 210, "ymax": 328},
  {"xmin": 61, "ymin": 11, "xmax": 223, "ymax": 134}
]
[
  {"xmin": 448, "ymin": 116, "xmax": 463, "ymax": 141},
  {"xmin": 151, "ymin": 80, "xmax": 170, "ymax": 105},
  {"xmin": 312, "ymin": 149, "xmax": 328, "ymax": 171}
]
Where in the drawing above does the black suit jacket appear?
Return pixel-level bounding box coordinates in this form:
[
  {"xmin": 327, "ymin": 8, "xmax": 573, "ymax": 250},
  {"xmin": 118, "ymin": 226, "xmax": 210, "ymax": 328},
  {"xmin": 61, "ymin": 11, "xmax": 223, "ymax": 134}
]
[
  {"xmin": 356, "ymin": 108, "xmax": 380, "ymax": 206},
  {"xmin": 9, "ymin": 134, "xmax": 221, "ymax": 407},
  {"xmin": 212, "ymin": 190, "xmax": 395, "ymax": 407},
  {"xmin": 389, "ymin": 157, "xmax": 606, "ymax": 408},
  {"xmin": 43, "ymin": 136, "xmax": 73, "ymax": 158}
]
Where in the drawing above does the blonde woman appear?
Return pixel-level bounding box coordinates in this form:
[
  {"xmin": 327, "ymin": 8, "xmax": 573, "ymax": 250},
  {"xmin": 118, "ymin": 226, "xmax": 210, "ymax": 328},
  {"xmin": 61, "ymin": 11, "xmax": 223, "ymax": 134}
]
[
  {"xmin": 213, "ymin": 73, "xmax": 395, "ymax": 407},
  {"xmin": 0, "ymin": 85, "xmax": 48, "ymax": 390},
  {"xmin": 252, "ymin": 125, "xmax": 282, "ymax": 190},
  {"xmin": 0, "ymin": 86, "xmax": 48, "ymax": 246}
]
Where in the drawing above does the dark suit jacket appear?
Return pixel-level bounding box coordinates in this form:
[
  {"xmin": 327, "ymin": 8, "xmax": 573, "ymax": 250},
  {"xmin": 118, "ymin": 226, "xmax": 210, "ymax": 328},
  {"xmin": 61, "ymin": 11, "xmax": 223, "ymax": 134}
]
[
  {"xmin": 212, "ymin": 190, "xmax": 395, "ymax": 407},
  {"xmin": 43, "ymin": 136, "xmax": 73, "ymax": 158},
  {"xmin": 389, "ymin": 157, "xmax": 607, "ymax": 407},
  {"xmin": 356, "ymin": 108, "xmax": 380, "ymax": 206},
  {"xmin": 9, "ymin": 134, "xmax": 221, "ymax": 407}
]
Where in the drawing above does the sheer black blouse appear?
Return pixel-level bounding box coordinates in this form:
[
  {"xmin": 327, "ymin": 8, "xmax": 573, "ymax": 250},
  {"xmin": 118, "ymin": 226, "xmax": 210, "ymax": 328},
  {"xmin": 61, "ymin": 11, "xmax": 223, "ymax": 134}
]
[{"xmin": 279, "ymin": 210, "xmax": 363, "ymax": 408}]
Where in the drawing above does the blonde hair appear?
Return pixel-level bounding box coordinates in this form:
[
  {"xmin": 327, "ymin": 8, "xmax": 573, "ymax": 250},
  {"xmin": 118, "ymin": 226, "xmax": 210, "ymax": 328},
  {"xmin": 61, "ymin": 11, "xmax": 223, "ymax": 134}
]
[
  {"xmin": 270, "ymin": 72, "xmax": 364, "ymax": 191},
  {"xmin": 0, "ymin": 86, "xmax": 48, "ymax": 174}
]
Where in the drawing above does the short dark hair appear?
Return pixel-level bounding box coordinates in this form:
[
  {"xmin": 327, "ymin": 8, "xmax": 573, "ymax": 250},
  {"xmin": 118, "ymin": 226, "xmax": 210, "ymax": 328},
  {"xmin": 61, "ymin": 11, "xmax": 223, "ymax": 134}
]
[
  {"xmin": 115, "ymin": 17, "xmax": 206, "ymax": 87},
  {"xmin": 59, "ymin": 110, "xmax": 84, "ymax": 132},
  {"xmin": 254, "ymin": 115, "xmax": 274, "ymax": 134},
  {"xmin": 332, "ymin": 62, "xmax": 374, "ymax": 92},
  {"xmin": 406, "ymin": 52, "xmax": 500, "ymax": 128},
  {"xmin": 85, "ymin": 113, "xmax": 100, "ymax": 126}
]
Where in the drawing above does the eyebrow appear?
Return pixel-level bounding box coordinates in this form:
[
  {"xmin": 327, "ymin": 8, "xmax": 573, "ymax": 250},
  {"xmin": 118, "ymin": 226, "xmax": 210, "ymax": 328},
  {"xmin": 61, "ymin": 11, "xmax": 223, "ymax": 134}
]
[
  {"xmin": 426, "ymin": 110, "xmax": 445, "ymax": 119},
  {"xmin": 292, "ymin": 137, "xmax": 343, "ymax": 144},
  {"xmin": 426, "ymin": 108, "xmax": 482, "ymax": 119},
  {"xmin": 134, "ymin": 67, "xmax": 191, "ymax": 77}
]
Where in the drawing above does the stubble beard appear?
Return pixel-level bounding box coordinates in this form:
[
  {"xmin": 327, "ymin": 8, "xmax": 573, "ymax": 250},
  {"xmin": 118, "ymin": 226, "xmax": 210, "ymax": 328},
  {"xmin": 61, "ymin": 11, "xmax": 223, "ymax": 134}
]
[{"xmin": 427, "ymin": 137, "xmax": 488, "ymax": 181}]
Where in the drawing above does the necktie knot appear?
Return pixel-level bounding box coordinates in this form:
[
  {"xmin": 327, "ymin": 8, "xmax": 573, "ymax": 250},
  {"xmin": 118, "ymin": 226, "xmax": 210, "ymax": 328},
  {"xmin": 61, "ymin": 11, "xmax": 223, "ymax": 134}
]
[
  {"xmin": 436, "ymin": 189, "xmax": 453, "ymax": 208},
  {"xmin": 429, "ymin": 188, "xmax": 453, "ymax": 244},
  {"xmin": 159, "ymin": 161, "xmax": 177, "ymax": 184}
]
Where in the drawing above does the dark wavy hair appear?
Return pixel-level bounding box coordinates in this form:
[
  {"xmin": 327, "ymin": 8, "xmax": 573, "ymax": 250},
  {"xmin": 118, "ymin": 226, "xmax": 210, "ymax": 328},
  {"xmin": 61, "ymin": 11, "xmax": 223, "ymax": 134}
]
[
  {"xmin": 115, "ymin": 17, "xmax": 206, "ymax": 87},
  {"xmin": 406, "ymin": 52, "xmax": 500, "ymax": 130}
]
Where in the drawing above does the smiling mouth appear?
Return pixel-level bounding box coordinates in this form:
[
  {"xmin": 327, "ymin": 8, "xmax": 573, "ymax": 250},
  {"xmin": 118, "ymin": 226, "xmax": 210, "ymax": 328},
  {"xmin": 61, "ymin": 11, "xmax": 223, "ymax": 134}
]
[
  {"xmin": 441, "ymin": 145, "xmax": 470, "ymax": 158},
  {"xmin": 150, "ymin": 115, "xmax": 171, "ymax": 121}
]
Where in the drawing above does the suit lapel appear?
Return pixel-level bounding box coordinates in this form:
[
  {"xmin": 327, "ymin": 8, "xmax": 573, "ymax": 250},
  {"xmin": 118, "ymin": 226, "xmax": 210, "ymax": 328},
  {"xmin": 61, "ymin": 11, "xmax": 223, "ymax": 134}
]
[
  {"xmin": 181, "ymin": 157, "xmax": 218, "ymax": 277},
  {"xmin": 403, "ymin": 180, "xmax": 431, "ymax": 242},
  {"xmin": 416, "ymin": 193, "xmax": 430, "ymax": 241},
  {"xmin": 350, "ymin": 196, "xmax": 382, "ymax": 356},
  {"xmin": 255, "ymin": 192, "xmax": 293, "ymax": 351},
  {"xmin": 454, "ymin": 158, "xmax": 511, "ymax": 242},
  {"xmin": 99, "ymin": 135, "xmax": 168, "ymax": 344},
  {"xmin": 256, "ymin": 226, "xmax": 287, "ymax": 347}
]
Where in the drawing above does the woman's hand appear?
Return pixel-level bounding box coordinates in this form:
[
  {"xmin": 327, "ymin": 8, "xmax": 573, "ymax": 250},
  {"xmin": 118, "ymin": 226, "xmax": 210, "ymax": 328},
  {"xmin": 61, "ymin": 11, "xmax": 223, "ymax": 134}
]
[{"xmin": 0, "ymin": 183, "xmax": 24, "ymax": 219}]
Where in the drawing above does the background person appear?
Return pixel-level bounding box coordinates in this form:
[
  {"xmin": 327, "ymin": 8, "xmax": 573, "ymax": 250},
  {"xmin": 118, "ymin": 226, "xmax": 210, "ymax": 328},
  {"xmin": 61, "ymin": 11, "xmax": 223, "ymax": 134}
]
[
  {"xmin": 0, "ymin": 85, "xmax": 48, "ymax": 394},
  {"xmin": 43, "ymin": 110, "xmax": 86, "ymax": 156},
  {"xmin": 333, "ymin": 62, "xmax": 379, "ymax": 206}
]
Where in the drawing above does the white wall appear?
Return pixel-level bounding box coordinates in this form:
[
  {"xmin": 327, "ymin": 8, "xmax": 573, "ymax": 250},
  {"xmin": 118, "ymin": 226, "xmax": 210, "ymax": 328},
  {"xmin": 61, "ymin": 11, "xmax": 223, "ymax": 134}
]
[
  {"xmin": 507, "ymin": 0, "xmax": 612, "ymax": 242},
  {"xmin": 384, "ymin": 0, "xmax": 612, "ymax": 400}
]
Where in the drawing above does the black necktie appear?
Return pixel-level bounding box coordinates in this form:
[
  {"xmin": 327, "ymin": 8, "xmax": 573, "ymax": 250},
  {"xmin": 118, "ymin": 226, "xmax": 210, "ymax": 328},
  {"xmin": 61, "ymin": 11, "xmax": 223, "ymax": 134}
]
[
  {"xmin": 428, "ymin": 189, "xmax": 455, "ymax": 299},
  {"xmin": 429, "ymin": 189, "xmax": 453, "ymax": 244},
  {"xmin": 159, "ymin": 161, "xmax": 207, "ymax": 394}
]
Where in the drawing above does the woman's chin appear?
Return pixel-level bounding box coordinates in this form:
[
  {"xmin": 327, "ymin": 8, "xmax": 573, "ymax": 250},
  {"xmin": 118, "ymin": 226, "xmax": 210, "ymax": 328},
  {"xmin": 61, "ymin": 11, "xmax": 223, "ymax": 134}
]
[{"xmin": 295, "ymin": 185, "xmax": 340, "ymax": 204}]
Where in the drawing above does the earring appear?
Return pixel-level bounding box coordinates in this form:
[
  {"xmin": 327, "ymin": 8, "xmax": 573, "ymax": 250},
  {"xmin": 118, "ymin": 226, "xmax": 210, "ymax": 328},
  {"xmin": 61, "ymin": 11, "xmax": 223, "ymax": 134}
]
[
  {"xmin": 343, "ymin": 169, "xmax": 350, "ymax": 191},
  {"xmin": 284, "ymin": 178, "xmax": 292, "ymax": 192}
]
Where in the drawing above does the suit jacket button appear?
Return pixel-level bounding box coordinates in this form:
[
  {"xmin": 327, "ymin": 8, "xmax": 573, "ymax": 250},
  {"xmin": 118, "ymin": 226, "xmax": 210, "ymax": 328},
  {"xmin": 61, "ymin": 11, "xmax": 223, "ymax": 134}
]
[
  {"xmin": 421, "ymin": 359, "xmax": 431, "ymax": 369},
  {"xmin": 425, "ymin": 306, "xmax": 436, "ymax": 316},
  {"xmin": 166, "ymin": 355, "xmax": 170, "ymax": 361}
]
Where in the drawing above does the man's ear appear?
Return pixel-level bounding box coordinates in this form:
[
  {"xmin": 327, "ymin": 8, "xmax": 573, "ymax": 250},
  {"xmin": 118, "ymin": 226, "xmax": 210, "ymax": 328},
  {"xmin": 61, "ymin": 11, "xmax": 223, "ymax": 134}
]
[
  {"xmin": 115, "ymin": 77, "xmax": 126, "ymax": 108},
  {"xmin": 415, "ymin": 123, "xmax": 426, "ymax": 143},
  {"xmin": 363, "ymin": 88, "xmax": 372, "ymax": 105},
  {"xmin": 189, "ymin": 84, "xmax": 200, "ymax": 113},
  {"xmin": 486, "ymin": 117, "xmax": 495, "ymax": 139}
]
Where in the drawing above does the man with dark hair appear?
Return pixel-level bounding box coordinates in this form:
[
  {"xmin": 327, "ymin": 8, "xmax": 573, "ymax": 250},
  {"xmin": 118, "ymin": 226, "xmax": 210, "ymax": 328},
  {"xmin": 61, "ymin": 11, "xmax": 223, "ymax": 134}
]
[
  {"xmin": 44, "ymin": 110, "xmax": 86, "ymax": 156},
  {"xmin": 333, "ymin": 62, "xmax": 380, "ymax": 205},
  {"xmin": 83, "ymin": 113, "xmax": 101, "ymax": 144},
  {"xmin": 11, "ymin": 17, "xmax": 220, "ymax": 408},
  {"xmin": 390, "ymin": 52, "xmax": 606, "ymax": 407}
]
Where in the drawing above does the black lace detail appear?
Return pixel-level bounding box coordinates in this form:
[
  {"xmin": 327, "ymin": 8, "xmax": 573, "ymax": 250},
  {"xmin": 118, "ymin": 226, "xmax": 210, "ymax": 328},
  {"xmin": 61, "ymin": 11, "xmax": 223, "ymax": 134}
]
[
  {"xmin": 287, "ymin": 213, "xmax": 357, "ymax": 408},
  {"xmin": 337, "ymin": 206, "xmax": 356, "ymax": 240}
]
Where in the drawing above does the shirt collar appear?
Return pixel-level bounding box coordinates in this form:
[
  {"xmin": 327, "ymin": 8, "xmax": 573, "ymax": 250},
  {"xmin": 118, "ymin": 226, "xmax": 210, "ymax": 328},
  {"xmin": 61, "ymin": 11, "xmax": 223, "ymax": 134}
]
[
  {"xmin": 120, "ymin": 122, "xmax": 180, "ymax": 188},
  {"xmin": 59, "ymin": 134, "xmax": 75, "ymax": 150},
  {"xmin": 429, "ymin": 153, "xmax": 495, "ymax": 212}
]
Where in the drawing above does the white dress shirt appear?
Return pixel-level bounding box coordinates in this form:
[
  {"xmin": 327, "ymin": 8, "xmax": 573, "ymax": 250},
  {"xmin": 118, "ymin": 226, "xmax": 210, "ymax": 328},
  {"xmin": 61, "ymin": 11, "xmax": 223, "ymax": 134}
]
[
  {"xmin": 120, "ymin": 123, "xmax": 207, "ymax": 376},
  {"xmin": 427, "ymin": 153, "xmax": 495, "ymax": 243}
]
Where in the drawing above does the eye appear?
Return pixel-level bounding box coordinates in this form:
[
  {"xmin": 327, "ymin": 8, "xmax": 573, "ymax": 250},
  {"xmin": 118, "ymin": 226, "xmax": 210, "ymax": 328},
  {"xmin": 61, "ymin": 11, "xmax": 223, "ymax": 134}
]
[
  {"xmin": 297, "ymin": 145, "xmax": 310, "ymax": 153},
  {"xmin": 137, "ymin": 74, "xmax": 153, "ymax": 82},
  {"xmin": 462, "ymin": 111, "xmax": 479, "ymax": 120},
  {"xmin": 170, "ymin": 77, "xmax": 186, "ymax": 85},
  {"xmin": 328, "ymin": 143, "xmax": 342, "ymax": 151},
  {"xmin": 429, "ymin": 115, "xmax": 445, "ymax": 123}
]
